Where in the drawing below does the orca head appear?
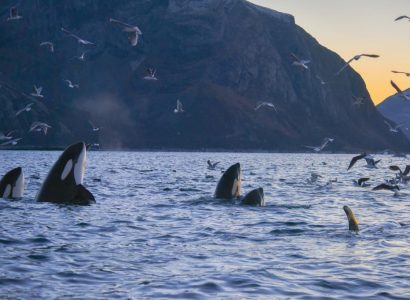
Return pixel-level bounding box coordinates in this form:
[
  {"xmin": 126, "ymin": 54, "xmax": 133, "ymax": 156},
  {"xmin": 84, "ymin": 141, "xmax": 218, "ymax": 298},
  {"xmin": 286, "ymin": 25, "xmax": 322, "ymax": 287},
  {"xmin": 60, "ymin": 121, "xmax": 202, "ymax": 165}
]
[
  {"xmin": 0, "ymin": 167, "xmax": 24, "ymax": 199},
  {"xmin": 59, "ymin": 142, "xmax": 87, "ymax": 185},
  {"xmin": 215, "ymin": 163, "xmax": 241, "ymax": 199}
]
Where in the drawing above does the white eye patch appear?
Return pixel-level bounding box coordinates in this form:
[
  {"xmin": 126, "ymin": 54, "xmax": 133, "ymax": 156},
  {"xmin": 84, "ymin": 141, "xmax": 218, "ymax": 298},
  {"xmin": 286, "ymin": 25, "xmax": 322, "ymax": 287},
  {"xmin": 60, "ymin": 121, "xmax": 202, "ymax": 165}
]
[
  {"xmin": 3, "ymin": 184, "xmax": 11, "ymax": 198},
  {"xmin": 61, "ymin": 160, "xmax": 73, "ymax": 181}
]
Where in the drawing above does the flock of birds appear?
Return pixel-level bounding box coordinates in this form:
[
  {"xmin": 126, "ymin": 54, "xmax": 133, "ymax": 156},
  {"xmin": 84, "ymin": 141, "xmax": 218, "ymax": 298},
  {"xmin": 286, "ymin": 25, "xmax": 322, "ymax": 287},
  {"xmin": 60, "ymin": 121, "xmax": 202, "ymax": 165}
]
[{"xmin": 1, "ymin": 6, "xmax": 410, "ymax": 151}]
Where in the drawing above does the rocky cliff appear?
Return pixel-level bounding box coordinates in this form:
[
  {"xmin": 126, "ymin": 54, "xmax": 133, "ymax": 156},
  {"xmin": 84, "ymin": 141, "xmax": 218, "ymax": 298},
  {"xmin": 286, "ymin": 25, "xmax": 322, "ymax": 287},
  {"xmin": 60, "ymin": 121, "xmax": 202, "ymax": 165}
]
[{"xmin": 0, "ymin": 0, "xmax": 408, "ymax": 151}]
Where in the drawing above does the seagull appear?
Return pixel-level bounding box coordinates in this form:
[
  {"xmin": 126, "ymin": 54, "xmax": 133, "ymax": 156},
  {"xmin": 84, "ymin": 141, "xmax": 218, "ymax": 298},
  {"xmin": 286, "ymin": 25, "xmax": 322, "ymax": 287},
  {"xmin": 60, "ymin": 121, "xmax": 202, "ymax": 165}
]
[
  {"xmin": 391, "ymin": 70, "xmax": 410, "ymax": 77},
  {"xmin": 352, "ymin": 96, "xmax": 365, "ymax": 106},
  {"xmin": 305, "ymin": 137, "xmax": 334, "ymax": 152},
  {"xmin": 174, "ymin": 99, "xmax": 184, "ymax": 114},
  {"xmin": 372, "ymin": 183, "xmax": 400, "ymax": 193},
  {"xmin": 61, "ymin": 27, "xmax": 95, "ymax": 45},
  {"xmin": 384, "ymin": 120, "xmax": 403, "ymax": 133},
  {"xmin": 365, "ymin": 155, "xmax": 381, "ymax": 169},
  {"xmin": 7, "ymin": 6, "xmax": 22, "ymax": 21},
  {"xmin": 143, "ymin": 68, "xmax": 158, "ymax": 80},
  {"xmin": 73, "ymin": 51, "xmax": 88, "ymax": 61},
  {"xmin": 389, "ymin": 165, "xmax": 410, "ymax": 176},
  {"xmin": 64, "ymin": 80, "xmax": 79, "ymax": 88},
  {"xmin": 306, "ymin": 172, "xmax": 322, "ymax": 184},
  {"xmin": 291, "ymin": 53, "xmax": 310, "ymax": 69},
  {"xmin": 353, "ymin": 177, "xmax": 370, "ymax": 187},
  {"xmin": 254, "ymin": 102, "xmax": 277, "ymax": 112},
  {"xmin": 29, "ymin": 122, "xmax": 51, "ymax": 135},
  {"xmin": 1, "ymin": 138, "xmax": 22, "ymax": 146},
  {"xmin": 16, "ymin": 103, "xmax": 34, "ymax": 116},
  {"xmin": 335, "ymin": 54, "xmax": 380, "ymax": 75},
  {"xmin": 347, "ymin": 152, "xmax": 367, "ymax": 170},
  {"xmin": 390, "ymin": 80, "xmax": 410, "ymax": 100},
  {"xmin": 395, "ymin": 15, "xmax": 410, "ymax": 22},
  {"xmin": 30, "ymin": 85, "xmax": 44, "ymax": 98},
  {"xmin": 109, "ymin": 18, "xmax": 142, "ymax": 47},
  {"xmin": 316, "ymin": 75, "xmax": 327, "ymax": 85},
  {"xmin": 40, "ymin": 41, "xmax": 54, "ymax": 53},
  {"xmin": 207, "ymin": 160, "xmax": 220, "ymax": 170},
  {"xmin": 0, "ymin": 130, "xmax": 14, "ymax": 141},
  {"xmin": 89, "ymin": 120, "xmax": 101, "ymax": 132}
]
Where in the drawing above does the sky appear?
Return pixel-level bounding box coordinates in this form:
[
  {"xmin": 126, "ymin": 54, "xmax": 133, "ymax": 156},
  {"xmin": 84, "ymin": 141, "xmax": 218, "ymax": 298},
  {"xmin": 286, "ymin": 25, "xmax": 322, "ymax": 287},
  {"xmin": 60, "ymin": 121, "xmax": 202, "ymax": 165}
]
[{"xmin": 249, "ymin": 0, "xmax": 410, "ymax": 105}]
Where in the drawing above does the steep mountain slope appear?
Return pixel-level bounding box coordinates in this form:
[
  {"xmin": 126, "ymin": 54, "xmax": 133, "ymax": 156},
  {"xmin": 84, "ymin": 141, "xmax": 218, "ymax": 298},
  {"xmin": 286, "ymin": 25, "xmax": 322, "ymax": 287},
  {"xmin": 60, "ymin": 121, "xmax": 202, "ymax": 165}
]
[{"xmin": 0, "ymin": 0, "xmax": 408, "ymax": 151}]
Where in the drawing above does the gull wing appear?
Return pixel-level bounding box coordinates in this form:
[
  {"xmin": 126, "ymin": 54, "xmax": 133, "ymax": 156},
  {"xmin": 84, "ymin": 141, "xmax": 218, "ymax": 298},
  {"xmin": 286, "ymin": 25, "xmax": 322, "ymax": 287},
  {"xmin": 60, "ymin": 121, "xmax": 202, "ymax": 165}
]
[
  {"xmin": 347, "ymin": 152, "xmax": 367, "ymax": 170},
  {"xmin": 358, "ymin": 178, "xmax": 370, "ymax": 186}
]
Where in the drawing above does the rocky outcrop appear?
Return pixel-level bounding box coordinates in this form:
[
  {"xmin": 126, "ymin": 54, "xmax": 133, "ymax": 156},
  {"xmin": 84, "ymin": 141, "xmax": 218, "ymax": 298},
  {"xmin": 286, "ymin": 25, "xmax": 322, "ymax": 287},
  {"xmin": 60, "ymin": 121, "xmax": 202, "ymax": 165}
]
[{"xmin": 0, "ymin": 0, "xmax": 408, "ymax": 151}]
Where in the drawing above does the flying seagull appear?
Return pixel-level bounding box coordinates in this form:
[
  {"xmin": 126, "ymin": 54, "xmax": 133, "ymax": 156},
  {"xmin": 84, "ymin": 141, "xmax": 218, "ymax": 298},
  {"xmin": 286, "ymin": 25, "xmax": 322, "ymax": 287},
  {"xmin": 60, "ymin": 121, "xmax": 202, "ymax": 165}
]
[
  {"xmin": 73, "ymin": 51, "xmax": 88, "ymax": 61},
  {"xmin": 0, "ymin": 130, "xmax": 14, "ymax": 141},
  {"xmin": 395, "ymin": 15, "xmax": 410, "ymax": 21},
  {"xmin": 347, "ymin": 152, "xmax": 367, "ymax": 170},
  {"xmin": 109, "ymin": 18, "xmax": 142, "ymax": 47},
  {"xmin": 143, "ymin": 68, "xmax": 158, "ymax": 81},
  {"xmin": 1, "ymin": 138, "xmax": 22, "ymax": 146},
  {"xmin": 353, "ymin": 177, "xmax": 370, "ymax": 187},
  {"xmin": 30, "ymin": 85, "xmax": 44, "ymax": 98},
  {"xmin": 29, "ymin": 122, "xmax": 51, "ymax": 135},
  {"xmin": 352, "ymin": 96, "xmax": 365, "ymax": 106},
  {"xmin": 64, "ymin": 80, "xmax": 79, "ymax": 89},
  {"xmin": 389, "ymin": 165, "xmax": 410, "ymax": 176},
  {"xmin": 372, "ymin": 183, "xmax": 400, "ymax": 192},
  {"xmin": 390, "ymin": 80, "xmax": 410, "ymax": 100},
  {"xmin": 61, "ymin": 27, "xmax": 95, "ymax": 45},
  {"xmin": 391, "ymin": 70, "xmax": 410, "ymax": 77},
  {"xmin": 89, "ymin": 120, "xmax": 101, "ymax": 132},
  {"xmin": 365, "ymin": 155, "xmax": 381, "ymax": 169},
  {"xmin": 40, "ymin": 41, "xmax": 54, "ymax": 53},
  {"xmin": 306, "ymin": 172, "xmax": 322, "ymax": 184},
  {"xmin": 316, "ymin": 75, "xmax": 327, "ymax": 85},
  {"xmin": 291, "ymin": 53, "xmax": 310, "ymax": 70},
  {"xmin": 254, "ymin": 102, "xmax": 277, "ymax": 112},
  {"xmin": 174, "ymin": 99, "xmax": 184, "ymax": 114},
  {"xmin": 16, "ymin": 103, "xmax": 34, "ymax": 116},
  {"xmin": 384, "ymin": 120, "xmax": 403, "ymax": 133},
  {"xmin": 7, "ymin": 6, "xmax": 22, "ymax": 21},
  {"xmin": 305, "ymin": 137, "xmax": 334, "ymax": 152},
  {"xmin": 335, "ymin": 54, "xmax": 380, "ymax": 75},
  {"xmin": 207, "ymin": 160, "xmax": 220, "ymax": 170}
]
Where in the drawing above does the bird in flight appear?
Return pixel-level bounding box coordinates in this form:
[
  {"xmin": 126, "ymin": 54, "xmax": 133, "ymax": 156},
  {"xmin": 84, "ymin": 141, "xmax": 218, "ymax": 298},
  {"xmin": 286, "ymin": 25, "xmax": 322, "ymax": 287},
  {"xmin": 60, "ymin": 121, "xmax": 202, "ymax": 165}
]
[
  {"xmin": 16, "ymin": 103, "xmax": 34, "ymax": 116},
  {"xmin": 61, "ymin": 27, "xmax": 95, "ymax": 45},
  {"xmin": 395, "ymin": 15, "xmax": 410, "ymax": 22},
  {"xmin": 29, "ymin": 122, "xmax": 51, "ymax": 135},
  {"xmin": 7, "ymin": 6, "xmax": 22, "ymax": 21},
  {"xmin": 254, "ymin": 102, "xmax": 277, "ymax": 112},
  {"xmin": 0, "ymin": 130, "xmax": 15, "ymax": 141},
  {"xmin": 89, "ymin": 120, "xmax": 101, "ymax": 132},
  {"xmin": 1, "ymin": 138, "xmax": 22, "ymax": 146},
  {"xmin": 291, "ymin": 53, "xmax": 310, "ymax": 70},
  {"xmin": 305, "ymin": 137, "xmax": 334, "ymax": 152},
  {"xmin": 109, "ymin": 18, "xmax": 142, "ymax": 47},
  {"xmin": 143, "ymin": 68, "xmax": 158, "ymax": 81},
  {"xmin": 384, "ymin": 120, "xmax": 404, "ymax": 133},
  {"xmin": 174, "ymin": 99, "xmax": 184, "ymax": 114},
  {"xmin": 73, "ymin": 51, "xmax": 88, "ymax": 61},
  {"xmin": 30, "ymin": 85, "xmax": 44, "ymax": 98},
  {"xmin": 391, "ymin": 70, "xmax": 410, "ymax": 77},
  {"xmin": 335, "ymin": 54, "xmax": 379, "ymax": 75},
  {"xmin": 390, "ymin": 80, "xmax": 410, "ymax": 101},
  {"xmin": 352, "ymin": 96, "xmax": 365, "ymax": 106},
  {"xmin": 40, "ymin": 41, "xmax": 54, "ymax": 53},
  {"xmin": 64, "ymin": 80, "xmax": 79, "ymax": 89},
  {"xmin": 316, "ymin": 75, "xmax": 327, "ymax": 85},
  {"xmin": 207, "ymin": 160, "xmax": 220, "ymax": 170}
]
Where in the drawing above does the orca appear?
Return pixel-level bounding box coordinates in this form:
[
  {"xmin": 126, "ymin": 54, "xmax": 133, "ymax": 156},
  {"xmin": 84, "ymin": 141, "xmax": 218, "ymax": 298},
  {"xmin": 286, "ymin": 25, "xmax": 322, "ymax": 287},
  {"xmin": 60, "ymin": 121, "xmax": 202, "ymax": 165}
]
[
  {"xmin": 0, "ymin": 167, "xmax": 24, "ymax": 199},
  {"xmin": 241, "ymin": 188, "xmax": 265, "ymax": 206},
  {"xmin": 36, "ymin": 142, "xmax": 95, "ymax": 205},
  {"xmin": 214, "ymin": 163, "xmax": 241, "ymax": 199}
]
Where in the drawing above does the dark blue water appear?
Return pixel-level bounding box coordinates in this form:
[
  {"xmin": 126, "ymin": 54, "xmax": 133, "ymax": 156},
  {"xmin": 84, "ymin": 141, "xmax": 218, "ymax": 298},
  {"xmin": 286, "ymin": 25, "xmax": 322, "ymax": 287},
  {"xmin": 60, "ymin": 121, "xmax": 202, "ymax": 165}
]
[{"xmin": 1, "ymin": 151, "xmax": 410, "ymax": 299}]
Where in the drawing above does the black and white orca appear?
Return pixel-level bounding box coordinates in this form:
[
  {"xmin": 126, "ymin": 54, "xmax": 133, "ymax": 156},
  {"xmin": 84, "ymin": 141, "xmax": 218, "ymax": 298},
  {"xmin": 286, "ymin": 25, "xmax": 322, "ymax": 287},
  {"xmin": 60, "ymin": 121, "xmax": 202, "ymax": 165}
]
[{"xmin": 0, "ymin": 167, "xmax": 24, "ymax": 199}]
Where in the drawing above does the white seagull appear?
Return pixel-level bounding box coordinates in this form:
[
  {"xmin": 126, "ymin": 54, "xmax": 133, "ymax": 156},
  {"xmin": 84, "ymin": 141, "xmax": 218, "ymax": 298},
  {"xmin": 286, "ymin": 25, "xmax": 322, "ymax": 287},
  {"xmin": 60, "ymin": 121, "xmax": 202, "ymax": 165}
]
[
  {"xmin": 7, "ymin": 7, "xmax": 22, "ymax": 21},
  {"xmin": 352, "ymin": 96, "xmax": 365, "ymax": 106},
  {"xmin": 61, "ymin": 27, "xmax": 95, "ymax": 45},
  {"xmin": 89, "ymin": 120, "xmax": 101, "ymax": 132},
  {"xmin": 64, "ymin": 80, "xmax": 79, "ymax": 89},
  {"xmin": 29, "ymin": 122, "xmax": 51, "ymax": 135},
  {"xmin": 109, "ymin": 18, "xmax": 142, "ymax": 47},
  {"xmin": 291, "ymin": 53, "xmax": 310, "ymax": 70},
  {"xmin": 254, "ymin": 102, "xmax": 277, "ymax": 112},
  {"xmin": 73, "ymin": 51, "xmax": 88, "ymax": 61},
  {"xmin": 174, "ymin": 99, "xmax": 184, "ymax": 114},
  {"xmin": 390, "ymin": 80, "xmax": 410, "ymax": 101},
  {"xmin": 305, "ymin": 137, "xmax": 334, "ymax": 152},
  {"xmin": 316, "ymin": 75, "xmax": 327, "ymax": 85},
  {"xmin": 0, "ymin": 130, "xmax": 14, "ymax": 141},
  {"xmin": 143, "ymin": 68, "xmax": 158, "ymax": 81},
  {"xmin": 30, "ymin": 85, "xmax": 44, "ymax": 98},
  {"xmin": 335, "ymin": 54, "xmax": 380, "ymax": 75},
  {"xmin": 40, "ymin": 41, "xmax": 54, "ymax": 53},
  {"xmin": 392, "ymin": 70, "xmax": 410, "ymax": 77},
  {"xmin": 1, "ymin": 138, "xmax": 22, "ymax": 146},
  {"xmin": 16, "ymin": 103, "xmax": 34, "ymax": 116},
  {"xmin": 207, "ymin": 160, "xmax": 220, "ymax": 170},
  {"xmin": 384, "ymin": 120, "xmax": 404, "ymax": 133}
]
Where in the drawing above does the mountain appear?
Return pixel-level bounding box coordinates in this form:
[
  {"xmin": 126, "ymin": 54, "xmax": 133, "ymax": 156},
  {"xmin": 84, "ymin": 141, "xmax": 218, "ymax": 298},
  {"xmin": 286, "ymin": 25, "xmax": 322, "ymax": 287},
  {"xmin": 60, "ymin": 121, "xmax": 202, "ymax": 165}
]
[
  {"xmin": 0, "ymin": 0, "xmax": 408, "ymax": 151},
  {"xmin": 377, "ymin": 89, "xmax": 410, "ymax": 140}
]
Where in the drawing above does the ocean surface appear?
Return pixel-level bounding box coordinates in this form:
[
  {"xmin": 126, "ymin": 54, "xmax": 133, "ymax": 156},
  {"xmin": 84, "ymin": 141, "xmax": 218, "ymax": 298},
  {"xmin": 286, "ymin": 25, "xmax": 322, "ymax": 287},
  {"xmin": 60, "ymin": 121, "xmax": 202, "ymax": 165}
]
[{"xmin": 0, "ymin": 151, "xmax": 410, "ymax": 299}]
